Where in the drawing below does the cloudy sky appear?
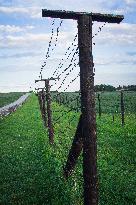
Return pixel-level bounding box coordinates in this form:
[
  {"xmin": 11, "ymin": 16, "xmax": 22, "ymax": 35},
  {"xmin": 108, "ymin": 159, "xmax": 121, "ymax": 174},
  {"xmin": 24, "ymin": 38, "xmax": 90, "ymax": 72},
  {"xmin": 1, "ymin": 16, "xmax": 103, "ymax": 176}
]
[{"xmin": 0, "ymin": 0, "xmax": 136, "ymax": 92}]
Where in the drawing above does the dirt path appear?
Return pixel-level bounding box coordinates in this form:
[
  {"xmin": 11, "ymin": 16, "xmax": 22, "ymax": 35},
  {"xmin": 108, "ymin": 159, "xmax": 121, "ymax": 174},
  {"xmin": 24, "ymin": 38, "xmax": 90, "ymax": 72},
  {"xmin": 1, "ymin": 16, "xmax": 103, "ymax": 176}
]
[{"xmin": 0, "ymin": 93, "xmax": 30, "ymax": 117}]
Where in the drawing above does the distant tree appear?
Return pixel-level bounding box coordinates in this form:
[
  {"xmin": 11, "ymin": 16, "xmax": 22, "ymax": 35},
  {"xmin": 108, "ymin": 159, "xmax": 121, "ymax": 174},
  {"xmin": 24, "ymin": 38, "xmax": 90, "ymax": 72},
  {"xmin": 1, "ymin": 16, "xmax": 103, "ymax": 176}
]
[
  {"xmin": 94, "ymin": 84, "xmax": 116, "ymax": 92},
  {"xmin": 116, "ymin": 85, "xmax": 122, "ymax": 91},
  {"xmin": 127, "ymin": 85, "xmax": 136, "ymax": 91},
  {"xmin": 116, "ymin": 85, "xmax": 136, "ymax": 91},
  {"xmin": 51, "ymin": 90, "xmax": 58, "ymax": 93}
]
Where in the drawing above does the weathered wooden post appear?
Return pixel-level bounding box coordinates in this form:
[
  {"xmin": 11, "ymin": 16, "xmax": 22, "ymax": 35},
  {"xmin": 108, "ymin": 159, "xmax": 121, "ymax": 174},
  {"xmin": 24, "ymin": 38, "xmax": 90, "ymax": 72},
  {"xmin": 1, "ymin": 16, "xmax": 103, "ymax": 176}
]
[
  {"xmin": 59, "ymin": 94, "xmax": 62, "ymax": 105},
  {"xmin": 38, "ymin": 91, "xmax": 43, "ymax": 114},
  {"xmin": 35, "ymin": 87, "xmax": 47, "ymax": 127},
  {"xmin": 65, "ymin": 95, "xmax": 68, "ymax": 105},
  {"xmin": 121, "ymin": 90, "xmax": 125, "ymax": 126},
  {"xmin": 76, "ymin": 96, "xmax": 79, "ymax": 112},
  {"xmin": 35, "ymin": 77, "xmax": 59, "ymax": 144},
  {"xmin": 98, "ymin": 93, "xmax": 101, "ymax": 118},
  {"xmin": 112, "ymin": 114, "xmax": 115, "ymax": 122},
  {"xmin": 42, "ymin": 9, "xmax": 124, "ymax": 205},
  {"xmin": 45, "ymin": 79, "xmax": 54, "ymax": 144},
  {"xmin": 41, "ymin": 88, "xmax": 47, "ymax": 127},
  {"xmin": 78, "ymin": 14, "xmax": 98, "ymax": 204},
  {"xmin": 35, "ymin": 86, "xmax": 47, "ymax": 127}
]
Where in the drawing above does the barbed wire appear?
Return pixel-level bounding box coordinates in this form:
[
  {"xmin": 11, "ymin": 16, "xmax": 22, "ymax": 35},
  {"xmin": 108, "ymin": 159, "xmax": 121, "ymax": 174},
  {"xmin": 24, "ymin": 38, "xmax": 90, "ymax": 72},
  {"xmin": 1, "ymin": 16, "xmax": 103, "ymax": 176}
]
[
  {"xmin": 40, "ymin": 19, "xmax": 55, "ymax": 71},
  {"xmin": 52, "ymin": 33, "xmax": 78, "ymax": 77},
  {"xmin": 39, "ymin": 19, "xmax": 63, "ymax": 78},
  {"xmin": 57, "ymin": 62, "xmax": 79, "ymax": 91},
  {"xmin": 50, "ymin": 20, "xmax": 63, "ymax": 52},
  {"xmin": 54, "ymin": 46, "xmax": 78, "ymax": 77},
  {"xmin": 92, "ymin": 22, "xmax": 106, "ymax": 72},
  {"xmin": 54, "ymin": 107, "xmax": 78, "ymax": 125},
  {"xmin": 50, "ymin": 48, "xmax": 79, "ymax": 89},
  {"xmin": 52, "ymin": 73, "xmax": 80, "ymax": 100},
  {"xmin": 39, "ymin": 22, "xmax": 106, "ymax": 79},
  {"xmin": 57, "ymin": 47, "xmax": 79, "ymax": 78},
  {"xmin": 92, "ymin": 22, "xmax": 106, "ymax": 45},
  {"xmin": 63, "ymin": 72, "xmax": 80, "ymax": 92},
  {"xmin": 50, "ymin": 73, "xmax": 80, "ymax": 107},
  {"xmin": 53, "ymin": 94, "xmax": 81, "ymax": 111},
  {"xmin": 92, "ymin": 22, "xmax": 106, "ymax": 39},
  {"xmin": 52, "ymin": 23, "xmax": 106, "ymax": 79}
]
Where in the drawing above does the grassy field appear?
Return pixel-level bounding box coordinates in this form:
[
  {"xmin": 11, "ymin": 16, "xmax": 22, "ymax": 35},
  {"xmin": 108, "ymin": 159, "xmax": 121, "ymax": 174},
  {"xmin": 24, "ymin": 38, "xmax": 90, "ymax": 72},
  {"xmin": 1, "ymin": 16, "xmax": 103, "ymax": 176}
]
[
  {"xmin": 0, "ymin": 92, "xmax": 26, "ymax": 108},
  {"xmin": 52, "ymin": 91, "xmax": 136, "ymax": 114},
  {"xmin": 0, "ymin": 94, "xmax": 136, "ymax": 204}
]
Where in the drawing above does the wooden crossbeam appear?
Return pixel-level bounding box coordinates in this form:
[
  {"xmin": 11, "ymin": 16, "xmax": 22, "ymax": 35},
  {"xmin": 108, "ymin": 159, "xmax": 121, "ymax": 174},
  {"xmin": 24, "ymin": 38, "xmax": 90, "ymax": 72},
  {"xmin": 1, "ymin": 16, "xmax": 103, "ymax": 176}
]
[
  {"xmin": 35, "ymin": 77, "xmax": 59, "ymax": 83},
  {"xmin": 35, "ymin": 87, "xmax": 45, "ymax": 90},
  {"xmin": 42, "ymin": 9, "xmax": 124, "ymax": 23}
]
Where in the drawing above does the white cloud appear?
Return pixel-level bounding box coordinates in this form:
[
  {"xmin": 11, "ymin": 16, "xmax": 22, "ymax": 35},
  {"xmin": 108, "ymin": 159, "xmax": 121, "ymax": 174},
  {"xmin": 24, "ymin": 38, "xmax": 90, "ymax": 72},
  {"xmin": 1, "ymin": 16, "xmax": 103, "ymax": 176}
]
[
  {"xmin": 0, "ymin": 31, "xmax": 74, "ymax": 48},
  {"xmin": 0, "ymin": 2, "xmax": 131, "ymax": 20},
  {"xmin": 125, "ymin": 0, "xmax": 136, "ymax": 5},
  {"xmin": 94, "ymin": 23, "xmax": 136, "ymax": 46},
  {"xmin": 0, "ymin": 6, "xmax": 42, "ymax": 18},
  {"xmin": 0, "ymin": 0, "xmax": 135, "ymax": 22},
  {"xmin": 1, "ymin": 22, "xmax": 135, "ymax": 49},
  {"xmin": 95, "ymin": 54, "xmax": 136, "ymax": 66},
  {"xmin": 0, "ymin": 25, "xmax": 34, "ymax": 33},
  {"xmin": 0, "ymin": 6, "xmax": 29, "ymax": 14}
]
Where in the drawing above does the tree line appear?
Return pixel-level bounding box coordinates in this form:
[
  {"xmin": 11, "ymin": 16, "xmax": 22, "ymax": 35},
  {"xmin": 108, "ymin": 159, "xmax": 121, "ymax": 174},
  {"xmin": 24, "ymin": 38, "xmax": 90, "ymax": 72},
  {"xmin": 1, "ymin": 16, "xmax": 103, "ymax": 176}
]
[{"xmin": 94, "ymin": 84, "xmax": 136, "ymax": 92}]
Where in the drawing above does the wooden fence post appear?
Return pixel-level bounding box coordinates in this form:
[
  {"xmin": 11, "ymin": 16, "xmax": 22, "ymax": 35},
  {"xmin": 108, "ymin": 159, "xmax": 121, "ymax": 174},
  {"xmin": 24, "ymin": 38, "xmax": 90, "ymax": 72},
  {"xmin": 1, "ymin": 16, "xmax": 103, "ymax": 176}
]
[
  {"xmin": 41, "ymin": 89, "xmax": 47, "ymax": 127},
  {"xmin": 42, "ymin": 8, "xmax": 124, "ymax": 205},
  {"xmin": 45, "ymin": 80, "xmax": 54, "ymax": 144},
  {"xmin": 76, "ymin": 96, "xmax": 79, "ymax": 112},
  {"xmin": 65, "ymin": 95, "xmax": 68, "ymax": 105},
  {"xmin": 78, "ymin": 15, "xmax": 98, "ymax": 205},
  {"xmin": 38, "ymin": 91, "xmax": 43, "ymax": 114},
  {"xmin": 121, "ymin": 90, "xmax": 125, "ymax": 126},
  {"xmin": 35, "ymin": 88, "xmax": 47, "ymax": 127},
  {"xmin": 112, "ymin": 114, "xmax": 115, "ymax": 122},
  {"xmin": 35, "ymin": 77, "xmax": 58, "ymax": 143},
  {"xmin": 98, "ymin": 93, "xmax": 101, "ymax": 118}
]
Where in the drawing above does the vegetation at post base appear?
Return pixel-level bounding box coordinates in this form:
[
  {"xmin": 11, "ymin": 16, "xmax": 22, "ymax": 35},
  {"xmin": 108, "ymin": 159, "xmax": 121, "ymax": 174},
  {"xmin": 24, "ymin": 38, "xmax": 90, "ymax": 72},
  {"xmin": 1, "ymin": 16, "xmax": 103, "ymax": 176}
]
[
  {"xmin": 0, "ymin": 92, "xmax": 26, "ymax": 108},
  {"xmin": 0, "ymin": 93, "xmax": 136, "ymax": 204}
]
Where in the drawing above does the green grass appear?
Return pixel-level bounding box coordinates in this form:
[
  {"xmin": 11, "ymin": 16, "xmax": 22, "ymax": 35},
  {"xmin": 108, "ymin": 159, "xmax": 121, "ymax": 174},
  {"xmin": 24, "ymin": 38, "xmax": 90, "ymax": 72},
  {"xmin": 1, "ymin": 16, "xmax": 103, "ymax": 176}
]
[
  {"xmin": 0, "ymin": 92, "xmax": 26, "ymax": 108},
  {"xmin": 0, "ymin": 94, "xmax": 136, "ymax": 204}
]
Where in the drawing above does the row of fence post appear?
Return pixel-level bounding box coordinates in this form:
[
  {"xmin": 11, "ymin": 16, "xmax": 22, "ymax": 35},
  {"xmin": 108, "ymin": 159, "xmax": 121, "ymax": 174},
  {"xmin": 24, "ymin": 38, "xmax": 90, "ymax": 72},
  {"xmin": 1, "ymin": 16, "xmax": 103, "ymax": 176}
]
[
  {"xmin": 55, "ymin": 95, "xmax": 79, "ymax": 106},
  {"xmin": 54, "ymin": 91, "xmax": 125, "ymax": 126},
  {"xmin": 97, "ymin": 91, "xmax": 125, "ymax": 126},
  {"xmin": 36, "ymin": 82, "xmax": 54, "ymax": 144}
]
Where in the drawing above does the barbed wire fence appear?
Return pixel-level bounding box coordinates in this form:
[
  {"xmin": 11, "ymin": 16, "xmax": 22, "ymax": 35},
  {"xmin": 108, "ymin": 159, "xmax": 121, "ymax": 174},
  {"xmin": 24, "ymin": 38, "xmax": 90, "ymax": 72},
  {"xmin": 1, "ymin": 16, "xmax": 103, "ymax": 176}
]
[
  {"xmin": 35, "ymin": 17, "xmax": 136, "ymax": 142},
  {"xmin": 34, "ymin": 12, "xmax": 135, "ymax": 205},
  {"xmin": 35, "ymin": 20, "xmax": 113, "ymax": 137}
]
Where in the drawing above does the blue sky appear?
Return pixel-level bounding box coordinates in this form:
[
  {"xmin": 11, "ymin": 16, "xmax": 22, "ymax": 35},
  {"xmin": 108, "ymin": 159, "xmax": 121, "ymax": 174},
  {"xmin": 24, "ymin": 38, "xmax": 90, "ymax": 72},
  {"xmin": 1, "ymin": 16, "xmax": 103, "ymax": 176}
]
[{"xmin": 0, "ymin": 0, "xmax": 136, "ymax": 92}]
